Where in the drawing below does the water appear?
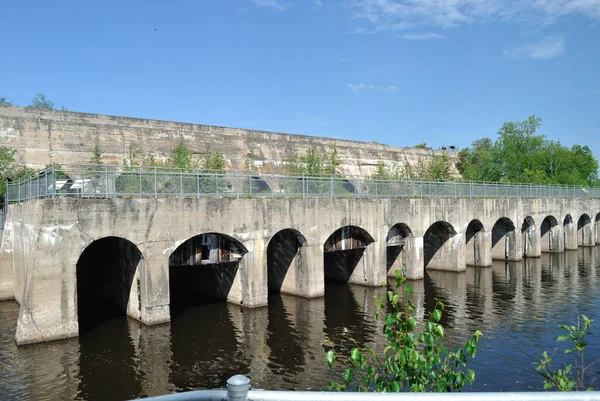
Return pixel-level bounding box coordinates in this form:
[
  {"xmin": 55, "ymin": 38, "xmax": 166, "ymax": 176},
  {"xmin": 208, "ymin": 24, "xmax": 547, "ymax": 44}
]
[{"xmin": 1, "ymin": 248, "xmax": 600, "ymax": 400}]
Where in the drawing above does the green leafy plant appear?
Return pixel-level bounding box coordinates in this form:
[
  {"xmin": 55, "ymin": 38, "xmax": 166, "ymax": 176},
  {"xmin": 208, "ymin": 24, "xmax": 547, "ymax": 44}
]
[
  {"xmin": 535, "ymin": 314, "xmax": 598, "ymax": 391},
  {"xmin": 27, "ymin": 93, "xmax": 55, "ymax": 110},
  {"xmin": 327, "ymin": 271, "xmax": 482, "ymax": 392}
]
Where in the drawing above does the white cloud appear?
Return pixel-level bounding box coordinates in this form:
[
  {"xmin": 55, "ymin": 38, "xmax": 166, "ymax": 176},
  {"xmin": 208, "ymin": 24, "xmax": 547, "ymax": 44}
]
[
  {"xmin": 253, "ymin": 0, "xmax": 289, "ymax": 11},
  {"xmin": 348, "ymin": 83, "xmax": 397, "ymax": 92},
  {"xmin": 340, "ymin": 57, "xmax": 353, "ymax": 62},
  {"xmin": 401, "ymin": 32, "xmax": 446, "ymax": 40},
  {"xmin": 315, "ymin": 0, "xmax": 323, "ymax": 7},
  {"xmin": 504, "ymin": 35, "xmax": 566, "ymax": 59},
  {"xmin": 347, "ymin": 0, "xmax": 600, "ymax": 31}
]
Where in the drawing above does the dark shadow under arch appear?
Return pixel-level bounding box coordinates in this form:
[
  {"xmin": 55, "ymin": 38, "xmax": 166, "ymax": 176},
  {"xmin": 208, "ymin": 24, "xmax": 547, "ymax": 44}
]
[
  {"xmin": 466, "ymin": 220, "xmax": 484, "ymax": 244},
  {"xmin": 522, "ymin": 216, "xmax": 535, "ymax": 233},
  {"xmin": 324, "ymin": 225, "xmax": 374, "ymax": 283},
  {"xmin": 423, "ymin": 221, "xmax": 457, "ymax": 268},
  {"xmin": 522, "ymin": 216, "xmax": 536, "ymax": 257},
  {"xmin": 267, "ymin": 229, "xmax": 307, "ymax": 293},
  {"xmin": 169, "ymin": 233, "xmax": 248, "ymax": 317},
  {"xmin": 466, "ymin": 219, "xmax": 485, "ymax": 266},
  {"xmin": 76, "ymin": 236, "xmax": 142, "ymax": 335},
  {"xmin": 386, "ymin": 223, "xmax": 413, "ymax": 273},
  {"xmin": 578, "ymin": 214, "xmax": 592, "ymax": 229},
  {"xmin": 492, "ymin": 217, "xmax": 516, "ymax": 249},
  {"xmin": 541, "ymin": 216, "xmax": 559, "ymax": 238},
  {"xmin": 578, "ymin": 214, "xmax": 593, "ymax": 246}
]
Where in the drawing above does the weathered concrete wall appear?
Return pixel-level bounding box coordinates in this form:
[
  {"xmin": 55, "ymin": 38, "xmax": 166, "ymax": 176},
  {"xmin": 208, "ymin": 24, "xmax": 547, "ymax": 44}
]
[
  {"xmin": 0, "ymin": 106, "xmax": 457, "ymax": 176},
  {"xmin": 2, "ymin": 196, "xmax": 599, "ymax": 344}
]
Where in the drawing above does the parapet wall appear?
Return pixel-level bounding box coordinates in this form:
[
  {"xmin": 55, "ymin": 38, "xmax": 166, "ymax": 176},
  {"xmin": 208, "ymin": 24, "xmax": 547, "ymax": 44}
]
[{"xmin": 0, "ymin": 106, "xmax": 457, "ymax": 176}]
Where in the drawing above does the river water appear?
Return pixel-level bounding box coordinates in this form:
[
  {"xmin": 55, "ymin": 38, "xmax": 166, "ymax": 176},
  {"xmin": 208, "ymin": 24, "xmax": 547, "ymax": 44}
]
[{"xmin": 2, "ymin": 248, "xmax": 600, "ymax": 400}]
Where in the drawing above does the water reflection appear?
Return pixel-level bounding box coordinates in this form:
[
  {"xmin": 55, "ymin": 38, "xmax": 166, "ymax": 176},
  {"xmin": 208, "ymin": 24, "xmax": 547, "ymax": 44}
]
[{"xmin": 1, "ymin": 247, "xmax": 600, "ymax": 398}]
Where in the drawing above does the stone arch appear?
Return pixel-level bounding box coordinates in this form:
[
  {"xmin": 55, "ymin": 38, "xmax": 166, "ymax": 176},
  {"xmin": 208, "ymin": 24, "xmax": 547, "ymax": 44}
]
[
  {"xmin": 76, "ymin": 236, "xmax": 143, "ymax": 334},
  {"xmin": 387, "ymin": 223, "xmax": 413, "ymax": 277},
  {"xmin": 522, "ymin": 216, "xmax": 539, "ymax": 258},
  {"xmin": 578, "ymin": 214, "xmax": 594, "ymax": 247},
  {"xmin": 491, "ymin": 217, "xmax": 520, "ymax": 261},
  {"xmin": 267, "ymin": 228, "xmax": 308, "ymax": 295},
  {"xmin": 423, "ymin": 221, "xmax": 465, "ymax": 271},
  {"xmin": 465, "ymin": 220, "xmax": 489, "ymax": 267},
  {"xmin": 563, "ymin": 214, "xmax": 577, "ymax": 250},
  {"xmin": 324, "ymin": 225, "xmax": 375, "ymax": 284},
  {"xmin": 541, "ymin": 216, "xmax": 561, "ymax": 253},
  {"xmin": 168, "ymin": 233, "xmax": 248, "ymax": 316}
]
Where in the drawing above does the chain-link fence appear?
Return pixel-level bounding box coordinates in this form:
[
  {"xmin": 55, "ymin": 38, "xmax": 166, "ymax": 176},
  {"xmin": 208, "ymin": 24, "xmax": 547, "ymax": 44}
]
[{"xmin": 5, "ymin": 164, "xmax": 600, "ymax": 204}]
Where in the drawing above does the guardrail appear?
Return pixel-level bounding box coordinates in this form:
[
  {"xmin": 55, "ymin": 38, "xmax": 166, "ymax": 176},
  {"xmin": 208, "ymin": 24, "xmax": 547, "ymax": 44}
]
[
  {"xmin": 132, "ymin": 374, "xmax": 600, "ymax": 401},
  {"xmin": 5, "ymin": 163, "xmax": 600, "ymax": 204}
]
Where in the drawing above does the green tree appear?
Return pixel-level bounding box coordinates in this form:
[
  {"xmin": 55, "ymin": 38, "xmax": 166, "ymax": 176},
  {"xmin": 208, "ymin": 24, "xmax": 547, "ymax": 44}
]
[
  {"xmin": 0, "ymin": 97, "xmax": 13, "ymax": 106},
  {"xmin": 90, "ymin": 145, "xmax": 103, "ymax": 165},
  {"xmin": 28, "ymin": 93, "xmax": 55, "ymax": 110},
  {"xmin": 371, "ymin": 159, "xmax": 390, "ymax": 181},
  {"xmin": 536, "ymin": 315, "xmax": 598, "ymax": 391},
  {"xmin": 424, "ymin": 152, "xmax": 453, "ymax": 181},
  {"xmin": 458, "ymin": 116, "xmax": 600, "ymax": 186},
  {"xmin": 0, "ymin": 146, "xmax": 35, "ymax": 207},
  {"xmin": 324, "ymin": 143, "xmax": 341, "ymax": 176},
  {"xmin": 171, "ymin": 141, "xmax": 193, "ymax": 169},
  {"xmin": 327, "ymin": 271, "xmax": 482, "ymax": 392},
  {"xmin": 202, "ymin": 146, "xmax": 225, "ymax": 171}
]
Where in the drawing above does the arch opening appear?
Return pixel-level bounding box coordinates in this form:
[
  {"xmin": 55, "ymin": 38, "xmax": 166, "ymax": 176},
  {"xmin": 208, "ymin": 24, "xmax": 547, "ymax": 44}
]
[
  {"xmin": 577, "ymin": 214, "xmax": 593, "ymax": 247},
  {"xmin": 594, "ymin": 213, "xmax": 600, "ymax": 245},
  {"xmin": 169, "ymin": 233, "xmax": 248, "ymax": 316},
  {"xmin": 491, "ymin": 217, "xmax": 518, "ymax": 260},
  {"xmin": 323, "ymin": 226, "xmax": 374, "ymax": 283},
  {"xmin": 267, "ymin": 229, "xmax": 307, "ymax": 294},
  {"xmin": 563, "ymin": 215, "xmax": 576, "ymax": 250},
  {"xmin": 423, "ymin": 221, "xmax": 460, "ymax": 270},
  {"xmin": 76, "ymin": 236, "xmax": 142, "ymax": 334},
  {"xmin": 465, "ymin": 220, "xmax": 485, "ymax": 266},
  {"xmin": 521, "ymin": 216, "xmax": 537, "ymax": 258},
  {"xmin": 386, "ymin": 223, "xmax": 413, "ymax": 276},
  {"xmin": 541, "ymin": 216, "xmax": 561, "ymax": 253}
]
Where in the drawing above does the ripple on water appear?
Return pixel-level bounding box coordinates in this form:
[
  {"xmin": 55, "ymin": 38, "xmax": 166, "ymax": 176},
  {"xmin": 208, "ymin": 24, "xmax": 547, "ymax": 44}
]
[{"xmin": 1, "ymin": 248, "xmax": 600, "ymax": 398}]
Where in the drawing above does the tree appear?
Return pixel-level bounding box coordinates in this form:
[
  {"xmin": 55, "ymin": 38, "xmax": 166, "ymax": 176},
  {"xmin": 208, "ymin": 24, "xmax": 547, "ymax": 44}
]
[
  {"xmin": 327, "ymin": 271, "xmax": 482, "ymax": 392},
  {"xmin": 90, "ymin": 145, "xmax": 103, "ymax": 165},
  {"xmin": 536, "ymin": 315, "xmax": 599, "ymax": 391},
  {"xmin": 202, "ymin": 146, "xmax": 225, "ymax": 171},
  {"xmin": 0, "ymin": 146, "xmax": 35, "ymax": 207},
  {"xmin": 424, "ymin": 152, "xmax": 453, "ymax": 181},
  {"xmin": 28, "ymin": 93, "xmax": 55, "ymax": 110},
  {"xmin": 457, "ymin": 116, "xmax": 600, "ymax": 186},
  {"xmin": 0, "ymin": 97, "xmax": 13, "ymax": 106},
  {"xmin": 371, "ymin": 159, "xmax": 390, "ymax": 181},
  {"xmin": 171, "ymin": 141, "xmax": 193, "ymax": 169}
]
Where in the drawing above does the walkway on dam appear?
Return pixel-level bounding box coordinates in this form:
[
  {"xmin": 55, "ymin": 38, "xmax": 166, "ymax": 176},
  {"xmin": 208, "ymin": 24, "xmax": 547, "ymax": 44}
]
[
  {"xmin": 1, "ymin": 164, "xmax": 600, "ymax": 345},
  {"xmin": 4, "ymin": 164, "xmax": 600, "ymax": 204}
]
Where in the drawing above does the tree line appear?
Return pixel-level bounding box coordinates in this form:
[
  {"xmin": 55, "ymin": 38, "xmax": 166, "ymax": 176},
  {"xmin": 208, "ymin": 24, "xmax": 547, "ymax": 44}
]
[
  {"xmin": 457, "ymin": 116, "xmax": 599, "ymax": 186},
  {"xmin": 1, "ymin": 93, "xmax": 67, "ymax": 111}
]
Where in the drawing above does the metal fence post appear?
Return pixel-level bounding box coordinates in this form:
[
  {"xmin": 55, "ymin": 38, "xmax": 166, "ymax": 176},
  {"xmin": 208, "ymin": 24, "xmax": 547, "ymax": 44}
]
[
  {"xmin": 139, "ymin": 171, "xmax": 143, "ymax": 198},
  {"xmin": 180, "ymin": 172, "xmax": 183, "ymax": 197},
  {"xmin": 235, "ymin": 170, "xmax": 239, "ymax": 199},
  {"xmin": 52, "ymin": 163, "xmax": 56, "ymax": 198},
  {"xmin": 154, "ymin": 166, "xmax": 157, "ymax": 199},
  {"xmin": 330, "ymin": 174, "xmax": 333, "ymax": 199},
  {"xmin": 227, "ymin": 375, "xmax": 250, "ymax": 401},
  {"xmin": 105, "ymin": 164, "xmax": 109, "ymax": 197}
]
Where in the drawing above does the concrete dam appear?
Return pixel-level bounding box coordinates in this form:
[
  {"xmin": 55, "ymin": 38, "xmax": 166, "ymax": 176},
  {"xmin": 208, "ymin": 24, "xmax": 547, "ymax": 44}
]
[
  {"xmin": 0, "ymin": 106, "xmax": 456, "ymax": 175},
  {"xmin": 1, "ymin": 194, "xmax": 600, "ymax": 345}
]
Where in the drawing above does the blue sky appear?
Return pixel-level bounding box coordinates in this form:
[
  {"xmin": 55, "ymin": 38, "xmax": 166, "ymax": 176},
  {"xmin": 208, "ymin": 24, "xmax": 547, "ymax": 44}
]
[{"xmin": 1, "ymin": 0, "xmax": 599, "ymax": 159}]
